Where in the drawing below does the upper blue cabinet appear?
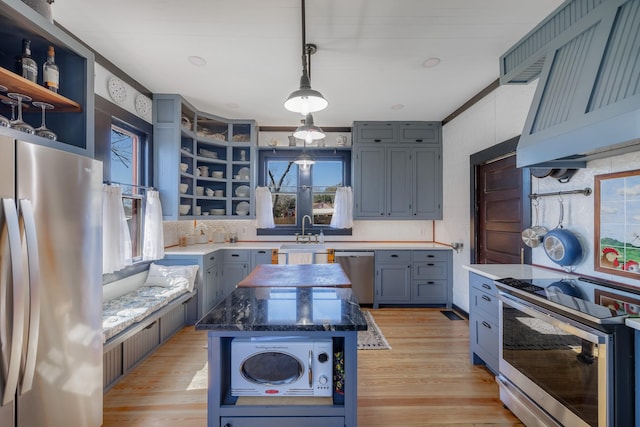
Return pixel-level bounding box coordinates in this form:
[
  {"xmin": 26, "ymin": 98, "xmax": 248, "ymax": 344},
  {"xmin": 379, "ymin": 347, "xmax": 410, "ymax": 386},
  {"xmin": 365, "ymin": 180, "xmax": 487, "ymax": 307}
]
[
  {"xmin": 501, "ymin": 0, "xmax": 640, "ymax": 167},
  {"xmin": 0, "ymin": 0, "xmax": 95, "ymax": 157}
]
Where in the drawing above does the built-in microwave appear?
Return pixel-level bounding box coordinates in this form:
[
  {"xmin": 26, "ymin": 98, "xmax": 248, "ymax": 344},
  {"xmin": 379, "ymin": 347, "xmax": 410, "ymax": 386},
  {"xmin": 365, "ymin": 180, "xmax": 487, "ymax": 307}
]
[{"xmin": 231, "ymin": 337, "xmax": 333, "ymax": 397}]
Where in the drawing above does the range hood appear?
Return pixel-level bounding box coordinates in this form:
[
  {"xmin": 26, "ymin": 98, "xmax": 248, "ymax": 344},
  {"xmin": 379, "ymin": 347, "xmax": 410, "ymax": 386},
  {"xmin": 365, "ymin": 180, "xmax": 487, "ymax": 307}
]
[{"xmin": 501, "ymin": 0, "xmax": 640, "ymax": 168}]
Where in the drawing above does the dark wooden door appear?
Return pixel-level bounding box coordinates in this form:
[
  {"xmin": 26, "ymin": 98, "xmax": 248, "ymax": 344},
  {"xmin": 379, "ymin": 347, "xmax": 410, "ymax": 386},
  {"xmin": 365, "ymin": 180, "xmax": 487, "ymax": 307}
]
[{"xmin": 476, "ymin": 154, "xmax": 527, "ymax": 264}]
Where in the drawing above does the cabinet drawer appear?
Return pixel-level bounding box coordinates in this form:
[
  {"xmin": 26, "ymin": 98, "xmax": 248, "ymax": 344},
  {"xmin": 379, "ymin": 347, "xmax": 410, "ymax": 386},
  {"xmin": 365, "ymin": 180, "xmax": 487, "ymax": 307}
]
[
  {"xmin": 413, "ymin": 261, "xmax": 448, "ymax": 279},
  {"xmin": 204, "ymin": 251, "xmax": 219, "ymax": 269},
  {"xmin": 413, "ymin": 280, "xmax": 447, "ymax": 302},
  {"xmin": 469, "ymin": 273, "xmax": 497, "ymax": 296},
  {"xmin": 224, "ymin": 249, "xmax": 250, "ymax": 263},
  {"xmin": 375, "ymin": 250, "xmax": 411, "ymax": 264},
  {"xmin": 354, "ymin": 121, "xmax": 397, "ymax": 143},
  {"xmin": 470, "ymin": 285, "xmax": 499, "ymax": 322},
  {"xmin": 472, "ymin": 316, "xmax": 499, "ymax": 372},
  {"xmin": 398, "ymin": 122, "xmax": 440, "ymax": 144},
  {"xmin": 221, "ymin": 417, "xmax": 344, "ymax": 427},
  {"xmin": 160, "ymin": 302, "xmax": 186, "ymax": 341},
  {"xmin": 412, "ymin": 250, "xmax": 449, "ymax": 263}
]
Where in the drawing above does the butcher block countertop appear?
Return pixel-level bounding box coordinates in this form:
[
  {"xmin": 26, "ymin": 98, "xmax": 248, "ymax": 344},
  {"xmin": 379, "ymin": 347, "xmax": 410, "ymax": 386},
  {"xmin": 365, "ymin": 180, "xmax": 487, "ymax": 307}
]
[{"xmin": 238, "ymin": 264, "xmax": 351, "ymax": 288}]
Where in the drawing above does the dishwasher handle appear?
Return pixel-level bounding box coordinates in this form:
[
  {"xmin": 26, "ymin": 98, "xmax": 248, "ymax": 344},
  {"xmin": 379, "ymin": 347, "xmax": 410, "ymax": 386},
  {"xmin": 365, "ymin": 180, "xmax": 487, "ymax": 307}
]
[{"xmin": 334, "ymin": 251, "xmax": 375, "ymax": 257}]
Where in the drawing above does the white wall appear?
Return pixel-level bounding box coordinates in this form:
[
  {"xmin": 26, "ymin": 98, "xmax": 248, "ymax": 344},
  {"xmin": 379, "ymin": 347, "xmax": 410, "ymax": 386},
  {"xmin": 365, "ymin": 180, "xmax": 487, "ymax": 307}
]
[
  {"xmin": 94, "ymin": 63, "xmax": 152, "ymax": 124},
  {"xmin": 439, "ymin": 82, "xmax": 539, "ymax": 312},
  {"xmin": 531, "ymin": 153, "xmax": 640, "ymax": 287}
]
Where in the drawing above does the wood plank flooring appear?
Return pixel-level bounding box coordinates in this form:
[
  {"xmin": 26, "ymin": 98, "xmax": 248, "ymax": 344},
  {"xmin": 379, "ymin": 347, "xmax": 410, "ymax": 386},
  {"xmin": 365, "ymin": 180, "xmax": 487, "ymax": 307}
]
[{"xmin": 103, "ymin": 308, "xmax": 522, "ymax": 426}]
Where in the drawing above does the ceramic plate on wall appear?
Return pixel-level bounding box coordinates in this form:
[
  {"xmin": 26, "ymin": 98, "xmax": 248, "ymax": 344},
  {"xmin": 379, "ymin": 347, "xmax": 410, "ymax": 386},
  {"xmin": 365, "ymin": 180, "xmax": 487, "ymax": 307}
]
[
  {"xmin": 135, "ymin": 94, "xmax": 152, "ymax": 119},
  {"xmin": 107, "ymin": 77, "xmax": 127, "ymax": 104}
]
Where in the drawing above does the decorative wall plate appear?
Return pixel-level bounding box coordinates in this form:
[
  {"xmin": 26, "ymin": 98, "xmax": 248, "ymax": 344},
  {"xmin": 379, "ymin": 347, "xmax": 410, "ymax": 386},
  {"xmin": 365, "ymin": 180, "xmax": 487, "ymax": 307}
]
[
  {"xmin": 135, "ymin": 94, "xmax": 152, "ymax": 118},
  {"xmin": 107, "ymin": 77, "xmax": 127, "ymax": 104}
]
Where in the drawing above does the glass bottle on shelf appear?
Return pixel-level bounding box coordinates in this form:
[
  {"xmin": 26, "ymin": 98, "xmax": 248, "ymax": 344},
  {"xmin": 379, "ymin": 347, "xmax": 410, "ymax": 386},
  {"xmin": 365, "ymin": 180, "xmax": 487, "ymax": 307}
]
[
  {"xmin": 43, "ymin": 46, "xmax": 59, "ymax": 93},
  {"xmin": 16, "ymin": 39, "xmax": 38, "ymax": 83}
]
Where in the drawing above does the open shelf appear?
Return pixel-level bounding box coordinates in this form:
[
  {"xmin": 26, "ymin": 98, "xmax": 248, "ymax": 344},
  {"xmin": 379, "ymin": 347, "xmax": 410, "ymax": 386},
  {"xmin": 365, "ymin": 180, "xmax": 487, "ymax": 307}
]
[{"xmin": 0, "ymin": 67, "xmax": 81, "ymax": 112}]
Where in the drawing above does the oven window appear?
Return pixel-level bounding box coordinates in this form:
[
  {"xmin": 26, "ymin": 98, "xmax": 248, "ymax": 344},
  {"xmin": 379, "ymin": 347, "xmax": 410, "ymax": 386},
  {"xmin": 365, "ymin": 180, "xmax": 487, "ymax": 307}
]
[
  {"xmin": 502, "ymin": 305, "xmax": 600, "ymax": 426},
  {"xmin": 241, "ymin": 352, "xmax": 303, "ymax": 385}
]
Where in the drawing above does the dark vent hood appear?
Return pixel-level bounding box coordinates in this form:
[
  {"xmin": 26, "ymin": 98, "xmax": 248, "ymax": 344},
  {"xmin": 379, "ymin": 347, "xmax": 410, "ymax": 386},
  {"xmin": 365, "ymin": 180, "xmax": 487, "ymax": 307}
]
[{"xmin": 501, "ymin": 0, "xmax": 640, "ymax": 168}]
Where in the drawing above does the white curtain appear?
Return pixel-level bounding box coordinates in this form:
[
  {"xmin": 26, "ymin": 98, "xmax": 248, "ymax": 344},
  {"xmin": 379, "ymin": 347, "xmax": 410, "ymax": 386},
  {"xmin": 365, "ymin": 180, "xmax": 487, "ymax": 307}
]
[
  {"xmin": 142, "ymin": 190, "xmax": 165, "ymax": 261},
  {"xmin": 330, "ymin": 186, "xmax": 354, "ymax": 229},
  {"xmin": 255, "ymin": 186, "xmax": 275, "ymax": 228},
  {"xmin": 102, "ymin": 184, "xmax": 132, "ymax": 274}
]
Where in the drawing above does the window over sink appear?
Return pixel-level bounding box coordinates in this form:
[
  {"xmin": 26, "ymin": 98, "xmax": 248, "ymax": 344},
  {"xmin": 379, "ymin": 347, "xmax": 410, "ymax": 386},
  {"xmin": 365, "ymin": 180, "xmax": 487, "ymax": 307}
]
[{"xmin": 257, "ymin": 149, "xmax": 351, "ymax": 236}]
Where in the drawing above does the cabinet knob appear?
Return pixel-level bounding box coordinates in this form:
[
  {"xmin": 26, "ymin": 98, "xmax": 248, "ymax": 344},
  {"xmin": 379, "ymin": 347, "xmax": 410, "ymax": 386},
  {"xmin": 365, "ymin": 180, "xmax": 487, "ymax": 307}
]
[
  {"xmin": 481, "ymin": 321, "xmax": 491, "ymax": 329},
  {"xmin": 374, "ymin": 139, "xmax": 381, "ymax": 142},
  {"xmin": 209, "ymin": 256, "xmax": 215, "ymax": 261},
  {"xmin": 481, "ymin": 295, "xmax": 491, "ymax": 302},
  {"xmin": 481, "ymin": 283, "xmax": 491, "ymax": 290}
]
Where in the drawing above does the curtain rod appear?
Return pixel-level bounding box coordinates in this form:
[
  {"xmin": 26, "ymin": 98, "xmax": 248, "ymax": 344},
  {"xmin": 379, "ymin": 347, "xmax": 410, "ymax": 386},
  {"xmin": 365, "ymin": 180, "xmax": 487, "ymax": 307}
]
[
  {"xmin": 529, "ymin": 187, "xmax": 592, "ymax": 199},
  {"xmin": 104, "ymin": 181, "xmax": 155, "ymax": 191}
]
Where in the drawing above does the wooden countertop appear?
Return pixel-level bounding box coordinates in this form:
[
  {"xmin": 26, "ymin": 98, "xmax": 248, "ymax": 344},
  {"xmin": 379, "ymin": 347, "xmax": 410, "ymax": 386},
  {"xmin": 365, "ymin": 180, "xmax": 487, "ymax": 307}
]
[{"xmin": 237, "ymin": 263, "xmax": 352, "ymax": 288}]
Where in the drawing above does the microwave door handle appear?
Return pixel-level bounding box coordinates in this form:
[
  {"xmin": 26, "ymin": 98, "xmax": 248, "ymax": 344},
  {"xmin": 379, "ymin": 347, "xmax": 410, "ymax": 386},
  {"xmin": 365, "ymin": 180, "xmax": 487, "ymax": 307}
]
[
  {"xmin": 1, "ymin": 199, "xmax": 26, "ymax": 406},
  {"xmin": 18, "ymin": 199, "xmax": 40, "ymax": 394},
  {"xmin": 308, "ymin": 350, "xmax": 313, "ymax": 388}
]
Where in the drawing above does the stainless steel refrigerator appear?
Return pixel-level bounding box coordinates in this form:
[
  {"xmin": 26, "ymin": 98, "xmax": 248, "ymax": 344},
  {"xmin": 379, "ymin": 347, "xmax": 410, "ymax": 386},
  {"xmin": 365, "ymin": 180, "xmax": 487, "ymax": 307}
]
[{"xmin": 0, "ymin": 135, "xmax": 103, "ymax": 427}]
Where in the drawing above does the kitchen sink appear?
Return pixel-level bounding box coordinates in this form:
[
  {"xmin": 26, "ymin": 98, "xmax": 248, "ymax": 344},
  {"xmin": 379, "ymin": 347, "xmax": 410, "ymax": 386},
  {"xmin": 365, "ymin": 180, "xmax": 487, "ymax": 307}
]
[{"xmin": 279, "ymin": 243, "xmax": 326, "ymax": 251}]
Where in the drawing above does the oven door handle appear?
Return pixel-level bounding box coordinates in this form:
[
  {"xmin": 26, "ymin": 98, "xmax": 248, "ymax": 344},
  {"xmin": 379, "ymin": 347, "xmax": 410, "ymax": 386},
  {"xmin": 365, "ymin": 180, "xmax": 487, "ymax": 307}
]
[{"xmin": 498, "ymin": 291, "xmax": 605, "ymax": 344}]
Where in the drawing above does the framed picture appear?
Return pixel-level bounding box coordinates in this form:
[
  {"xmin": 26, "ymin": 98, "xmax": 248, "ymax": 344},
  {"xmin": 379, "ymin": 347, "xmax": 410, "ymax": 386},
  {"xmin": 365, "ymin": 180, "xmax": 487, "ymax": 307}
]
[
  {"xmin": 594, "ymin": 169, "xmax": 640, "ymax": 279},
  {"xmin": 594, "ymin": 289, "xmax": 640, "ymax": 315}
]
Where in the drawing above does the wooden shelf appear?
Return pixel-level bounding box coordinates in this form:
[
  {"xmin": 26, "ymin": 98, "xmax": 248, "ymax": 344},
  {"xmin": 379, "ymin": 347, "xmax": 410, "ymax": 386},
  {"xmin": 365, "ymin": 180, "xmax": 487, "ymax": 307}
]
[{"xmin": 0, "ymin": 67, "xmax": 81, "ymax": 112}]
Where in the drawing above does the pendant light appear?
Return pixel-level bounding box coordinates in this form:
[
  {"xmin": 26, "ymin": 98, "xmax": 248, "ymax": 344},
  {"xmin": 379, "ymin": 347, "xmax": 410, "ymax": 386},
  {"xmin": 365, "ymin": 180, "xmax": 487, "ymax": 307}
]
[
  {"xmin": 284, "ymin": 0, "xmax": 328, "ymax": 115},
  {"xmin": 293, "ymin": 113, "xmax": 324, "ymax": 169}
]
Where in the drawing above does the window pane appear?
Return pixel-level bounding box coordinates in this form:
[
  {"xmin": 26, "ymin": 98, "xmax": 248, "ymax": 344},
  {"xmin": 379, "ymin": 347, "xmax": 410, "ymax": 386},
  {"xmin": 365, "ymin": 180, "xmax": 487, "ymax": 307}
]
[
  {"xmin": 312, "ymin": 161, "xmax": 343, "ymax": 225},
  {"xmin": 110, "ymin": 126, "xmax": 139, "ymax": 186},
  {"xmin": 111, "ymin": 124, "xmax": 143, "ymax": 262},
  {"xmin": 267, "ymin": 160, "xmax": 298, "ymax": 225}
]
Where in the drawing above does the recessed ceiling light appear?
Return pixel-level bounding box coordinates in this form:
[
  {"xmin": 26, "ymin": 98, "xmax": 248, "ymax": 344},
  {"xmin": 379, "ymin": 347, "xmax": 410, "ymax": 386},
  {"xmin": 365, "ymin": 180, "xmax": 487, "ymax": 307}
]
[
  {"xmin": 391, "ymin": 104, "xmax": 404, "ymax": 110},
  {"xmin": 188, "ymin": 56, "xmax": 207, "ymax": 67},
  {"xmin": 422, "ymin": 57, "xmax": 441, "ymax": 68}
]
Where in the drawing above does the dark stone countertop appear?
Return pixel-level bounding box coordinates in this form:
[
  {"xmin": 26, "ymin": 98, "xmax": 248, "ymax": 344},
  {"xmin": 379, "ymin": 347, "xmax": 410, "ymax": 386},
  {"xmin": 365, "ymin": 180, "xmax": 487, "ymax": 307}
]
[{"xmin": 196, "ymin": 286, "xmax": 367, "ymax": 332}]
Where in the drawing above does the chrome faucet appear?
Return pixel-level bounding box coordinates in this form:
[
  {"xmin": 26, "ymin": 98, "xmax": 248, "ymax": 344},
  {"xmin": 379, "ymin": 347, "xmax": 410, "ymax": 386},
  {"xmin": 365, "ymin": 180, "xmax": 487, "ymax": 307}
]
[{"xmin": 302, "ymin": 215, "xmax": 312, "ymax": 236}]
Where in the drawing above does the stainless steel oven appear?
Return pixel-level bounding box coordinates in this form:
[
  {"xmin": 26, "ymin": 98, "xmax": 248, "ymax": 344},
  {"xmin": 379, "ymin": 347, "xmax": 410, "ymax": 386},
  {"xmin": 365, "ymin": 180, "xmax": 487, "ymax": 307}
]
[{"xmin": 495, "ymin": 278, "xmax": 633, "ymax": 427}]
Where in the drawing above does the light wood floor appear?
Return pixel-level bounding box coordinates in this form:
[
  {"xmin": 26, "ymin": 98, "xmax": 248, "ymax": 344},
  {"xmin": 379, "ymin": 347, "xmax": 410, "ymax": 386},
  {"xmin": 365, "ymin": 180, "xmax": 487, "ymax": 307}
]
[{"xmin": 103, "ymin": 308, "xmax": 522, "ymax": 426}]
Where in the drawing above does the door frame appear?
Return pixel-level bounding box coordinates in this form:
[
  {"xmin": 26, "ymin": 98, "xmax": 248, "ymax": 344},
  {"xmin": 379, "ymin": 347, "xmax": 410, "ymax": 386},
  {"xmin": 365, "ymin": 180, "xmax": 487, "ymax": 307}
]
[{"xmin": 469, "ymin": 136, "xmax": 531, "ymax": 264}]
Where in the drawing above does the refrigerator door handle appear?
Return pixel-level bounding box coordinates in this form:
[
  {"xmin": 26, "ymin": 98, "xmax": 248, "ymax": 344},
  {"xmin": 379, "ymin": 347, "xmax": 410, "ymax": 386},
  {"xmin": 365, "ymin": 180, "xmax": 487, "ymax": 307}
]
[
  {"xmin": 18, "ymin": 199, "xmax": 40, "ymax": 395},
  {"xmin": 0, "ymin": 198, "xmax": 25, "ymax": 406}
]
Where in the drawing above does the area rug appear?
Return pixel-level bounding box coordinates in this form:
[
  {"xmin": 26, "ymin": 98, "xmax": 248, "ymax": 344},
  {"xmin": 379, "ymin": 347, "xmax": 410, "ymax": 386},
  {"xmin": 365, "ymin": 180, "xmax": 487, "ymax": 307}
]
[{"xmin": 358, "ymin": 311, "xmax": 391, "ymax": 350}]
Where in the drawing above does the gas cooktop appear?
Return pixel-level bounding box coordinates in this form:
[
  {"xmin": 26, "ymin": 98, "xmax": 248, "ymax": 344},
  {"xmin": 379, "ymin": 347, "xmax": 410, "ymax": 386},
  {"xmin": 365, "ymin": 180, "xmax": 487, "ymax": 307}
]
[{"xmin": 495, "ymin": 277, "xmax": 628, "ymax": 325}]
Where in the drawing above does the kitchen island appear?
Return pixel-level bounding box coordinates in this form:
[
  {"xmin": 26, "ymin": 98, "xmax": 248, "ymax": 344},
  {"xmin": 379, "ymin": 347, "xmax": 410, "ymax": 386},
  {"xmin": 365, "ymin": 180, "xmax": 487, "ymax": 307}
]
[{"xmin": 196, "ymin": 285, "xmax": 367, "ymax": 427}]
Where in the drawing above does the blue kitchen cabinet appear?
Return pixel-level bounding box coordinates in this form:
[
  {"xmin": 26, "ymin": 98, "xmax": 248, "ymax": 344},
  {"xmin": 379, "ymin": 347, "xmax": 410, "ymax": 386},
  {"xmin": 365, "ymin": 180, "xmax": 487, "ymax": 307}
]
[
  {"xmin": 221, "ymin": 249, "xmax": 250, "ymax": 296},
  {"xmin": 153, "ymin": 94, "xmax": 256, "ymax": 219},
  {"xmin": 0, "ymin": 0, "xmax": 95, "ymax": 156},
  {"xmin": 353, "ymin": 121, "xmax": 442, "ymax": 219},
  {"xmin": 468, "ymin": 272, "xmax": 499, "ymax": 374}
]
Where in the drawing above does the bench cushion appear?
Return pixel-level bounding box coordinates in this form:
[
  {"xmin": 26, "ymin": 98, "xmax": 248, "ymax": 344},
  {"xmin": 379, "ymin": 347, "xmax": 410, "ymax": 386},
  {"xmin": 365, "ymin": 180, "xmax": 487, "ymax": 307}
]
[{"xmin": 102, "ymin": 264, "xmax": 199, "ymax": 343}]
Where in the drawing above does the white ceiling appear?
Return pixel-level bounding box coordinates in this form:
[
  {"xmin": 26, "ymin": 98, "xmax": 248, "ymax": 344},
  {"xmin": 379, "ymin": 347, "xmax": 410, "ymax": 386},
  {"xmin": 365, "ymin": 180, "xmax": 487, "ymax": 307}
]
[{"xmin": 52, "ymin": 0, "xmax": 563, "ymax": 127}]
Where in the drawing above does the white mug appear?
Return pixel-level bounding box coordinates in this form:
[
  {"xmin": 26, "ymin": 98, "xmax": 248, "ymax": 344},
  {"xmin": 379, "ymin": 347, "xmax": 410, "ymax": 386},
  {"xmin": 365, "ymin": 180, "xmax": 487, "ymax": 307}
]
[
  {"xmin": 198, "ymin": 166, "xmax": 209, "ymax": 176},
  {"xmin": 205, "ymin": 188, "xmax": 214, "ymax": 197},
  {"xmin": 195, "ymin": 206, "xmax": 202, "ymax": 215}
]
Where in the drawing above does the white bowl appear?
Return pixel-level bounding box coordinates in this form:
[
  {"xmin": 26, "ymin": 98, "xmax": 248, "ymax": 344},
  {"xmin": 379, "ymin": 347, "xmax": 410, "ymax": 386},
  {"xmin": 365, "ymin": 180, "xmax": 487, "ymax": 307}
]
[
  {"xmin": 235, "ymin": 210, "xmax": 249, "ymax": 216},
  {"xmin": 212, "ymin": 171, "xmax": 224, "ymax": 179},
  {"xmin": 210, "ymin": 208, "xmax": 225, "ymax": 215},
  {"xmin": 179, "ymin": 204, "xmax": 191, "ymax": 215},
  {"xmin": 214, "ymin": 190, "xmax": 224, "ymax": 197},
  {"xmin": 196, "ymin": 186, "xmax": 204, "ymax": 196},
  {"xmin": 179, "ymin": 183, "xmax": 189, "ymax": 194},
  {"xmin": 180, "ymin": 163, "xmax": 188, "ymax": 173}
]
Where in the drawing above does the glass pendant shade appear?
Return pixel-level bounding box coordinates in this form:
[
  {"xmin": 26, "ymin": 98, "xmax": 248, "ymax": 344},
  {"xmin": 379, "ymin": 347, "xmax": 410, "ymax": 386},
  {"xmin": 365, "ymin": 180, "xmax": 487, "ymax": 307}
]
[{"xmin": 284, "ymin": 72, "xmax": 328, "ymax": 115}]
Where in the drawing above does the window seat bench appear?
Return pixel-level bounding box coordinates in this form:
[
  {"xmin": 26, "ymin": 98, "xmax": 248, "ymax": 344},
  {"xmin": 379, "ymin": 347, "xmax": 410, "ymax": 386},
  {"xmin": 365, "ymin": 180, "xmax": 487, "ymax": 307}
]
[{"xmin": 102, "ymin": 266, "xmax": 198, "ymax": 391}]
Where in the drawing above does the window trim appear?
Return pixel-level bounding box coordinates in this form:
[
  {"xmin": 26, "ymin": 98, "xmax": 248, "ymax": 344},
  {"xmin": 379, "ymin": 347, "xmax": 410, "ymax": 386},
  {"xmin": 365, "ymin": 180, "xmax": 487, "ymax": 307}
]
[{"xmin": 257, "ymin": 148, "xmax": 352, "ymax": 236}]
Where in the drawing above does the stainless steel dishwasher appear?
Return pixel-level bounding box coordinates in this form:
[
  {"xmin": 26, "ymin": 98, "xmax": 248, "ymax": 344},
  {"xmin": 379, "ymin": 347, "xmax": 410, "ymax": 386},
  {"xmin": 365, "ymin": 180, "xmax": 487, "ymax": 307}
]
[{"xmin": 334, "ymin": 251, "xmax": 374, "ymax": 305}]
